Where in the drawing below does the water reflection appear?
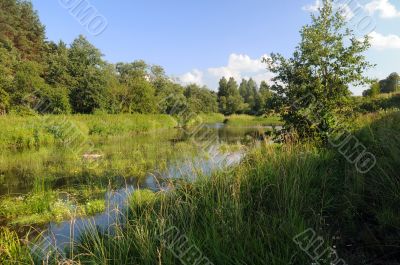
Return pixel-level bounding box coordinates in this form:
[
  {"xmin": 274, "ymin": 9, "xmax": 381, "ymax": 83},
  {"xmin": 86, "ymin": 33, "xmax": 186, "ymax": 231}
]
[{"xmin": 2, "ymin": 123, "xmax": 273, "ymax": 252}]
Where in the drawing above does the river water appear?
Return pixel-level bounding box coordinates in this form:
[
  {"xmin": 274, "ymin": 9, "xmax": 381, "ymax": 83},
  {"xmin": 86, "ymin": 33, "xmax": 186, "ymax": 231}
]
[{"xmin": 0, "ymin": 123, "xmax": 277, "ymax": 253}]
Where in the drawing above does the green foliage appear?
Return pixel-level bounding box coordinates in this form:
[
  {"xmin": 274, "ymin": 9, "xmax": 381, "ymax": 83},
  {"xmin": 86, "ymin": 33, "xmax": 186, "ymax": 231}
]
[
  {"xmin": 0, "ymin": 1, "xmax": 255, "ymax": 117},
  {"xmin": 379, "ymin": 72, "xmax": 400, "ymax": 94},
  {"xmin": 218, "ymin": 77, "xmax": 246, "ymax": 115},
  {"xmin": 0, "ymin": 0, "xmax": 45, "ymax": 61},
  {"xmin": 266, "ymin": 0, "xmax": 372, "ymax": 141},
  {"xmin": 184, "ymin": 84, "xmax": 218, "ymax": 114},
  {"xmin": 355, "ymin": 92, "xmax": 400, "ymax": 113},
  {"xmin": 362, "ymin": 79, "xmax": 381, "ymax": 98},
  {"xmin": 129, "ymin": 189, "xmax": 157, "ymax": 208},
  {"xmin": 0, "ymin": 228, "xmax": 33, "ymax": 264},
  {"xmin": 124, "ymin": 77, "xmax": 156, "ymax": 114},
  {"xmin": 68, "ymin": 35, "xmax": 108, "ymax": 114}
]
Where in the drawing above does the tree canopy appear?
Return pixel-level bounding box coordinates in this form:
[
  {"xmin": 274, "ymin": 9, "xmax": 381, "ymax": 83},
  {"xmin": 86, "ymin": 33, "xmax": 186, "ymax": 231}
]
[{"xmin": 265, "ymin": 0, "xmax": 372, "ymax": 140}]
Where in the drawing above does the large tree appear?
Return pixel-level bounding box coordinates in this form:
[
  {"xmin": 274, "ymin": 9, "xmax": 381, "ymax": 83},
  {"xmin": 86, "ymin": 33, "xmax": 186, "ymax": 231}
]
[
  {"xmin": 184, "ymin": 84, "xmax": 218, "ymax": 114},
  {"xmin": 0, "ymin": 46, "xmax": 16, "ymax": 114},
  {"xmin": 68, "ymin": 36, "xmax": 108, "ymax": 113},
  {"xmin": 380, "ymin": 72, "xmax": 400, "ymax": 94},
  {"xmin": 0, "ymin": 0, "xmax": 45, "ymax": 61},
  {"xmin": 265, "ymin": 0, "xmax": 372, "ymax": 140}
]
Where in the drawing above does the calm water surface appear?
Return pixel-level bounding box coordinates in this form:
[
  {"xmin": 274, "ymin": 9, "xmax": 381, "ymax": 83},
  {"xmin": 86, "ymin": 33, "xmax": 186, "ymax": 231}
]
[{"xmin": 0, "ymin": 123, "xmax": 275, "ymax": 251}]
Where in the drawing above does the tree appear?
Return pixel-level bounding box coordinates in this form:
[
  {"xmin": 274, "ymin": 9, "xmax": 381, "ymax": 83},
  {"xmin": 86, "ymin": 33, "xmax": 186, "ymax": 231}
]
[
  {"xmin": 68, "ymin": 36, "xmax": 108, "ymax": 113},
  {"xmin": 265, "ymin": 0, "xmax": 372, "ymax": 140},
  {"xmin": 0, "ymin": 88, "xmax": 9, "ymax": 114},
  {"xmin": 217, "ymin": 77, "xmax": 228, "ymax": 113},
  {"xmin": 0, "ymin": 0, "xmax": 45, "ymax": 61},
  {"xmin": 380, "ymin": 72, "xmax": 400, "ymax": 93},
  {"xmin": 116, "ymin": 60, "xmax": 149, "ymax": 81},
  {"xmin": 239, "ymin": 79, "xmax": 249, "ymax": 101},
  {"xmin": 259, "ymin": 81, "xmax": 272, "ymax": 114},
  {"xmin": 363, "ymin": 80, "xmax": 380, "ymax": 97},
  {"xmin": 217, "ymin": 77, "xmax": 245, "ymax": 115},
  {"xmin": 246, "ymin": 78, "xmax": 258, "ymax": 114},
  {"xmin": 0, "ymin": 45, "xmax": 16, "ymax": 114},
  {"xmin": 184, "ymin": 84, "xmax": 218, "ymax": 114},
  {"xmin": 11, "ymin": 60, "xmax": 47, "ymax": 107},
  {"xmin": 43, "ymin": 41, "xmax": 72, "ymax": 88},
  {"xmin": 156, "ymin": 80, "xmax": 186, "ymax": 115},
  {"xmin": 225, "ymin": 77, "xmax": 245, "ymax": 115}
]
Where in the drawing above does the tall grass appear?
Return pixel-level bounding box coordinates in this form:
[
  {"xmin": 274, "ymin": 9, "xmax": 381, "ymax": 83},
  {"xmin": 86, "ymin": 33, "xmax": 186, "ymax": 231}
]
[
  {"xmin": 0, "ymin": 114, "xmax": 177, "ymax": 151},
  {"xmin": 69, "ymin": 111, "xmax": 400, "ymax": 265},
  {"xmin": 225, "ymin": 114, "xmax": 283, "ymax": 127},
  {"xmin": 1, "ymin": 111, "xmax": 399, "ymax": 264}
]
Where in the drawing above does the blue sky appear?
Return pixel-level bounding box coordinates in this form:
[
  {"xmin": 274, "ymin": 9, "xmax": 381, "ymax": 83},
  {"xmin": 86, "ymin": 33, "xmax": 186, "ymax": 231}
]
[{"xmin": 31, "ymin": 0, "xmax": 400, "ymax": 95}]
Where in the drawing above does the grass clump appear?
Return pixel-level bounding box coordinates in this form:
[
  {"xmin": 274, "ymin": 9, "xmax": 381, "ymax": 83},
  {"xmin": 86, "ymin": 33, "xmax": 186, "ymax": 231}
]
[
  {"xmin": 186, "ymin": 113, "xmax": 225, "ymax": 127},
  {"xmin": 0, "ymin": 191, "xmax": 106, "ymax": 225},
  {"xmin": 0, "ymin": 228, "xmax": 33, "ymax": 265},
  {"xmin": 84, "ymin": 199, "xmax": 106, "ymax": 216},
  {"xmin": 129, "ymin": 189, "xmax": 158, "ymax": 208}
]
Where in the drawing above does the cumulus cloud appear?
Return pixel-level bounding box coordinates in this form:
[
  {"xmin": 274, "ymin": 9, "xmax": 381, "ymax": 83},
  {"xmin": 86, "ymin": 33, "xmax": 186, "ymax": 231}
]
[
  {"xmin": 208, "ymin": 54, "xmax": 268, "ymax": 80},
  {"xmin": 302, "ymin": 0, "xmax": 323, "ymax": 12},
  {"xmin": 302, "ymin": 0, "xmax": 355, "ymax": 20},
  {"xmin": 303, "ymin": 0, "xmax": 400, "ymax": 19},
  {"xmin": 364, "ymin": 0, "xmax": 400, "ymax": 18},
  {"xmin": 369, "ymin": 31, "xmax": 400, "ymax": 49},
  {"xmin": 179, "ymin": 53, "xmax": 273, "ymax": 90},
  {"xmin": 179, "ymin": 69, "xmax": 204, "ymax": 85}
]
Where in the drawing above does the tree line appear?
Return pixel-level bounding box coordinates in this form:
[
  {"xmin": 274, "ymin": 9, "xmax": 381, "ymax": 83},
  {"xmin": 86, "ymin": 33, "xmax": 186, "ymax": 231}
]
[
  {"xmin": 0, "ymin": 0, "xmax": 275, "ymax": 117},
  {"xmin": 363, "ymin": 72, "xmax": 400, "ymax": 97},
  {"xmin": 217, "ymin": 77, "xmax": 273, "ymax": 115}
]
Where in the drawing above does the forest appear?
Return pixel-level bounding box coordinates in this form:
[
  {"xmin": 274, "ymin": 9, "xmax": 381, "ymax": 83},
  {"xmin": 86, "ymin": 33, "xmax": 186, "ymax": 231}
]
[{"xmin": 0, "ymin": 0, "xmax": 274, "ymax": 118}]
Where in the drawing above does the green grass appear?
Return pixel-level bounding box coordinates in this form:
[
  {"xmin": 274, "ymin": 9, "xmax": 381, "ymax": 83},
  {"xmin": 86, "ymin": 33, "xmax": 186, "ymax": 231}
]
[
  {"xmin": 225, "ymin": 114, "xmax": 283, "ymax": 127},
  {"xmin": 0, "ymin": 189, "xmax": 107, "ymax": 225},
  {"xmin": 2, "ymin": 111, "xmax": 399, "ymax": 264},
  {"xmin": 0, "ymin": 114, "xmax": 178, "ymax": 151},
  {"xmin": 0, "ymin": 228, "xmax": 34, "ymax": 265},
  {"xmin": 353, "ymin": 92, "xmax": 400, "ymax": 114},
  {"xmin": 186, "ymin": 113, "xmax": 225, "ymax": 127},
  {"xmin": 69, "ymin": 110, "xmax": 400, "ymax": 265}
]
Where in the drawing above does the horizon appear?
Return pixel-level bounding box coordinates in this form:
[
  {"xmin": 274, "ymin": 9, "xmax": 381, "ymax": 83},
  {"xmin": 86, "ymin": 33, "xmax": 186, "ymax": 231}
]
[{"xmin": 31, "ymin": 0, "xmax": 400, "ymax": 94}]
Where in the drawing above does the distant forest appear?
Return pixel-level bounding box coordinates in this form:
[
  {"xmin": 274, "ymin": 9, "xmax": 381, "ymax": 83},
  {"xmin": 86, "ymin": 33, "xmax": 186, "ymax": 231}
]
[{"xmin": 0, "ymin": 0, "xmax": 274, "ymax": 116}]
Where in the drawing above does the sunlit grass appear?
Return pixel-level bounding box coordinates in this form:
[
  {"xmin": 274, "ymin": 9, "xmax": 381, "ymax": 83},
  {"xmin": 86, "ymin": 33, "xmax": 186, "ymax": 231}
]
[{"xmin": 225, "ymin": 114, "xmax": 283, "ymax": 127}]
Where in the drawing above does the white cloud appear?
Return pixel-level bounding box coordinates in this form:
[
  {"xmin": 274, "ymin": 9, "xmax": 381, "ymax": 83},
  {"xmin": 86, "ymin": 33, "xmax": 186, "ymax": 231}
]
[
  {"xmin": 208, "ymin": 54, "xmax": 267, "ymax": 80},
  {"xmin": 302, "ymin": 0, "xmax": 322, "ymax": 12},
  {"xmin": 179, "ymin": 69, "xmax": 204, "ymax": 85},
  {"xmin": 302, "ymin": 0, "xmax": 355, "ymax": 20},
  {"xmin": 369, "ymin": 31, "xmax": 400, "ymax": 49},
  {"xmin": 179, "ymin": 53, "xmax": 273, "ymax": 90},
  {"xmin": 303, "ymin": 0, "xmax": 400, "ymax": 20},
  {"xmin": 364, "ymin": 0, "xmax": 400, "ymax": 18}
]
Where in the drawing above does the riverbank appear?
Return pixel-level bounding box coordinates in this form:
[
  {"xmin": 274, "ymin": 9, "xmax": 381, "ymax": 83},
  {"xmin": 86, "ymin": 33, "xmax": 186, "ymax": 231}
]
[
  {"xmin": 74, "ymin": 110, "xmax": 400, "ymax": 265},
  {"xmin": 0, "ymin": 113, "xmax": 281, "ymax": 152},
  {"xmin": 0, "ymin": 118, "xmax": 263, "ymax": 227},
  {"xmin": 224, "ymin": 114, "xmax": 283, "ymax": 127},
  {"xmin": 0, "ymin": 114, "xmax": 178, "ymax": 151},
  {"xmin": 2, "ymin": 110, "xmax": 399, "ymax": 264}
]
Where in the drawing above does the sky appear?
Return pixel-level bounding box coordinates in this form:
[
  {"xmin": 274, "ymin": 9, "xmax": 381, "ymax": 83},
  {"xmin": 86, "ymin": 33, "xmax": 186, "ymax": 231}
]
[{"xmin": 31, "ymin": 0, "xmax": 400, "ymax": 95}]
